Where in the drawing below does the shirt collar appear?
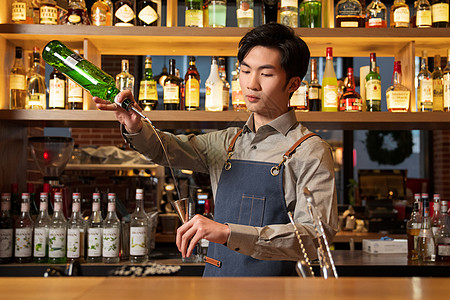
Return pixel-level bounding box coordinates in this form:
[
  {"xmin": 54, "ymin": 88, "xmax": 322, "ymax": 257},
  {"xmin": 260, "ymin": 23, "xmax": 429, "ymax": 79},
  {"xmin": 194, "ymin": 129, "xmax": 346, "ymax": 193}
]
[{"xmin": 243, "ymin": 109, "xmax": 298, "ymax": 136}]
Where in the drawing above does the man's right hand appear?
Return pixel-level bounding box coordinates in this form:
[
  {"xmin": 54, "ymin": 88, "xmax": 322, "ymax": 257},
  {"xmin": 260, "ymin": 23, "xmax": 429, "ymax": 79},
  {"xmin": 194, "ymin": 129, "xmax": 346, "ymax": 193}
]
[{"xmin": 93, "ymin": 90, "xmax": 143, "ymax": 134}]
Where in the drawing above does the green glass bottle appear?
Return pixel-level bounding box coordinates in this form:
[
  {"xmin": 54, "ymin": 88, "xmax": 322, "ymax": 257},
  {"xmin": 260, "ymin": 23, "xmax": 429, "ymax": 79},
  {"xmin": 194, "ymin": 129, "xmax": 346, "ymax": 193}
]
[
  {"xmin": 138, "ymin": 56, "xmax": 158, "ymax": 110},
  {"xmin": 299, "ymin": 0, "xmax": 322, "ymax": 28},
  {"xmin": 365, "ymin": 53, "xmax": 382, "ymax": 111}
]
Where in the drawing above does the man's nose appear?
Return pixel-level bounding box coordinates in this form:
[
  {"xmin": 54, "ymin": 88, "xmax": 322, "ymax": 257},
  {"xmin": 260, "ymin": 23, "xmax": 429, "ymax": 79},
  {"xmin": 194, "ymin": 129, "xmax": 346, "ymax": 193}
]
[{"xmin": 246, "ymin": 73, "xmax": 261, "ymax": 91}]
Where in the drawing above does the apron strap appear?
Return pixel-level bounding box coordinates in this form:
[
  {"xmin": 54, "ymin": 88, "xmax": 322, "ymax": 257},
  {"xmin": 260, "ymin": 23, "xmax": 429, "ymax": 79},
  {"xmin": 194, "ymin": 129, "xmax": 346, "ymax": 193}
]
[{"xmin": 227, "ymin": 129, "xmax": 244, "ymax": 153}]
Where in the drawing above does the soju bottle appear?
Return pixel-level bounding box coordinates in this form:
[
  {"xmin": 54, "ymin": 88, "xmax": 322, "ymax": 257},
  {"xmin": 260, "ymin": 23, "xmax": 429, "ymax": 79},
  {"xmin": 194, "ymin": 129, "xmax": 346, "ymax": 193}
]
[
  {"xmin": 33, "ymin": 192, "xmax": 51, "ymax": 263},
  {"xmin": 0, "ymin": 193, "xmax": 14, "ymax": 264},
  {"xmin": 87, "ymin": 192, "xmax": 103, "ymax": 263},
  {"xmin": 15, "ymin": 193, "xmax": 33, "ymax": 263},
  {"xmin": 130, "ymin": 189, "xmax": 148, "ymax": 263},
  {"xmin": 48, "ymin": 192, "xmax": 67, "ymax": 264},
  {"xmin": 103, "ymin": 193, "xmax": 121, "ymax": 263},
  {"xmin": 67, "ymin": 193, "xmax": 85, "ymax": 262}
]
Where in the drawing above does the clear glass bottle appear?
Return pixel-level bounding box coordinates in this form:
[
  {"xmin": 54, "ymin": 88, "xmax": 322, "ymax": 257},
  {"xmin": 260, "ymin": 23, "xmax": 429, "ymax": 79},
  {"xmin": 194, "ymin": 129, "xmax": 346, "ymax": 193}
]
[
  {"xmin": 335, "ymin": 0, "xmax": 365, "ymax": 27},
  {"xmin": 431, "ymin": 0, "xmax": 449, "ymax": 27},
  {"xmin": 91, "ymin": 0, "xmax": 111, "ymax": 26},
  {"xmin": 26, "ymin": 47, "xmax": 46, "ymax": 110},
  {"xmin": 308, "ymin": 58, "xmax": 322, "ymax": 111},
  {"xmin": 418, "ymin": 50, "xmax": 433, "ymax": 112},
  {"xmin": 416, "ymin": 0, "xmax": 432, "ymax": 27},
  {"xmin": 444, "ymin": 49, "xmax": 450, "ymax": 112},
  {"xmin": 208, "ymin": 0, "xmax": 227, "ymax": 27},
  {"xmin": 0, "ymin": 193, "xmax": 14, "ymax": 264},
  {"xmin": 218, "ymin": 57, "xmax": 230, "ymax": 111},
  {"xmin": 163, "ymin": 59, "xmax": 182, "ymax": 110},
  {"xmin": 432, "ymin": 55, "xmax": 444, "ymax": 111},
  {"xmin": 130, "ymin": 189, "xmax": 148, "ymax": 263},
  {"xmin": 390, "ymin": 0, "xmax": 410, "ymax": 27},
  {"xmin": 103, "ymin": 193, "xmax": 121, "ymax": 264},
  {"xmin": 49, "ymin": 67, "xmax": 67, "ymax": 109},
  {"xmin": 184, "ymin": 56, "xmax": 201, "ymax": 111},
  {"xmin": 15, "ymin": 193, "xmax": 33, "ymax": 263},
  {"xmin": 322, "ymin": 47, "xmax": 338, "ymax": 112},
  {"xmin": 116, "ymin": 59, "xmax": 135, "ymax": 95},
  {"xmin": 339, "ymin": 67, "xmax": 362, "ymax": 111},
  {"xmin": 407, "ymin": 201, "xmax": 421, "ymax": 260},
  {"xmin": 386, "ymin": 61, "xmax": 410, "ymax": 112},
  {"xmin": 231, "ymin": 60, "xmax": 246, "ymax": 111},
  {"xmin": 280, "ymin": 0, "xmax": 299, "ymax": 28},
  {"xmin": 205, "ymin": 56, "xmax": 223, "ymax": 111},
  {"xmin": 48, "ymin": 192, "xmax": 67, "ymax": 264},
  {"xmin": 137, "ymin": 0, "xmax": 159, "ymax": 26},
  {"xmin": 186, "ymin": 0, "xmax": 204, "ymax": 27},
  {"xmin": 114, "ymin": 0, "xmax": 136, "ymax": 26},
  {"xmin": 39, "ymin": 0, "xmax": 58, "ymax": 25},
  {"xmin": 61, "ymin": 0, "xmax": 91, "ymax": 25},
  {"xmin": 138, "ymin": 56, "xmax": 158, "ymax": 111},
  {"xmin": 431, "ymin": 194, "xmax": 441, "ymax": 237},
  {"xmin": 67, "ymin": 193, "xmax": 85, "ymax": 262},
  {"xmin": 11, "ymin": 0, "xmax": 33, "ymax": 24},
  {"xmin": 290, "ymin": 80, "xmax": 309, "ymax": 111},
  {"xmin": 418, "ymin": 199, "xmax": 436, "ymax": 262},
  {"xmin": 436, "ymin": 200, "xmax": 450, "ymax": 261},
  {"xmin": 33, "ymin": 192, "xmax": 51, "ymax": 263},
  {"xmin": 365, "ymin": 53, "xmax": 382, "ymax": 112},
  {"xmin": 299, "ymin": 0, "xmax": 322, "ymax": 28},
  {"xmin": 365, "ymin": 0, "xmax": 387, "ymax": 27},
  {"xmin": 10, "ymin": 46, "xmax": 27, "ymax": 110},
  {"xmin": 237, "ymin": 0, "xmax": 254, "ymax": 27},
  {"xmin": 87, "ymin": 192, "xmax": 103, "ymax": 263}
]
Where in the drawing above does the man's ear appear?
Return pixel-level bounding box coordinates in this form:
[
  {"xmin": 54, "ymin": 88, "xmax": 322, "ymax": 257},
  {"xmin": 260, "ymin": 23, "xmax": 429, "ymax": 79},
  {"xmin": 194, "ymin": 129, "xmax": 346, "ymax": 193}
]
[{"xmin": 287, "ymin": 77, "xmax": 301, "ymax": 94}]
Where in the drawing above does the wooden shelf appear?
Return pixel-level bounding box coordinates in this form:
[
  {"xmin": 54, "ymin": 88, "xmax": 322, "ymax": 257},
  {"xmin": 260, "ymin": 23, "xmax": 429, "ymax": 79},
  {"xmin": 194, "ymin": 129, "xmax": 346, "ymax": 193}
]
[{"xmin": 1, "ymin": 110, "xmax": 449, "ymax": 130}]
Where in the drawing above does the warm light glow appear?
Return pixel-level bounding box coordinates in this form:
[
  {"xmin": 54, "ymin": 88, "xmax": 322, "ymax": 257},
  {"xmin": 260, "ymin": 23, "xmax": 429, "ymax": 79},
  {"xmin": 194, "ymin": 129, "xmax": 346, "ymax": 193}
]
[{"xmin": 43, "ymin": 152, "xmax": 49, "ymax": 160}]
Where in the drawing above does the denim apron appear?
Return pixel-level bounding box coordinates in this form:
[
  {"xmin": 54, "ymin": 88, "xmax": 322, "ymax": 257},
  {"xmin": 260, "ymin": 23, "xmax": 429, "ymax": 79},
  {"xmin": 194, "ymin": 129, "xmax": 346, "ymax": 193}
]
[{"xmin": 203, "ymin": 130, "xmax": 317, "ymax": 277}]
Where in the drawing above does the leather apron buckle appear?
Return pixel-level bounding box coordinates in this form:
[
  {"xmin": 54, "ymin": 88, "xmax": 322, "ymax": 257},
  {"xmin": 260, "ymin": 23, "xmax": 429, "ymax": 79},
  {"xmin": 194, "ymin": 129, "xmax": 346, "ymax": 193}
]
[{"xmin": 271, "ymin": 155, "xmax": 287, "ymax": 176}]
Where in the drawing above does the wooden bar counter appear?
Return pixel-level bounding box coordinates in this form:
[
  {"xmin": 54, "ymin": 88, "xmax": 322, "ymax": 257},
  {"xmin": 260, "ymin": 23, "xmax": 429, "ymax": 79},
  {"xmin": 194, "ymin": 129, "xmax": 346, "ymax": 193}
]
[{"xmin": 0, "ymin": 277, "xmax": 449, "ymax": 300}]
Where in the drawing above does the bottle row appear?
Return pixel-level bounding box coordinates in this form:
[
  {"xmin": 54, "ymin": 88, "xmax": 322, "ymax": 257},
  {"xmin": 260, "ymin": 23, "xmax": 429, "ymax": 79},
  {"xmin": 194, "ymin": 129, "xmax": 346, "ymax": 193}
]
[
  {"xmin": 406, "ymin": 193, "xmax": 450, "ymax": 262},
  {"xmin": 9, "ymin": 0, "xmax": 449, "ymax": 28}
]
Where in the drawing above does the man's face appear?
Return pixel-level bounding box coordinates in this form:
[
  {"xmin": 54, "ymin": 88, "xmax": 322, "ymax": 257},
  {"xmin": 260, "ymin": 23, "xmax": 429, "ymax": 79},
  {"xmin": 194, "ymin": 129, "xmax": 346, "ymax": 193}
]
[{"xmin": 239, "ymin": 46, "xmax": 299, "ymax": 120}]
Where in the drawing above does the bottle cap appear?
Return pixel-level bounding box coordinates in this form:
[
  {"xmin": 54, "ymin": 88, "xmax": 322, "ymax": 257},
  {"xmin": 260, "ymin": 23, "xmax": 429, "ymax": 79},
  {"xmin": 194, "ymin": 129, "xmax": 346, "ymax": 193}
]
[
  {"xmin": 54, "ymin": 192, "xmax": 63, "ymax": 199},
  {"xmin": 93, "ymin": 192, "xmax": 101, "ymax": 199},
  {"xmin": 1, "ymin": 193, "xmax": 11, "ymax": 200},
  {"xmin": 370, "ymin": 53, "xmax": 376, "ymax": 61},
  {"xmin": 72, "ymin": 192, "xmax": 81, "ymax": 199},
  {"xmin": 326, "ymin": 47, "xmax": 333, "ymax": 59},
  {"xmin": 40, "ymin": 192, "xmax": 48, "ymax": 199},
  {"xmin": 108, "ymin": 193, "xmax": 116, "ymax": 199}
]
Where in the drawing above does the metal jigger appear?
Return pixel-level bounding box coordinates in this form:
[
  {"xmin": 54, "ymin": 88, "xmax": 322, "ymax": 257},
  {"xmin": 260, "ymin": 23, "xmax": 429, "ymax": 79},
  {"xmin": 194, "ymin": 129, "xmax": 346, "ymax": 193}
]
[{"xmin": 172, "ymin": 198, "xmax": 190, "ymax": 224}]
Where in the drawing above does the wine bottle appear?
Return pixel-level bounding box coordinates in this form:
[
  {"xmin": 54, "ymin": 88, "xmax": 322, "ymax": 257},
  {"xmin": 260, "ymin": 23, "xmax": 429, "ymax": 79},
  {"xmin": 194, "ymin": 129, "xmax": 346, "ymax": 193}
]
[
  {"xmin": 139, "ymin": 56, "xmax": 158, "ymax": 111},
  {"xmin": 116, "ymin": 59, "xmax": 135, "ymax": 94},
  {"xmin": 184, "ymin": 56, "xmax": 201, "ymax": 111},
  {"xmin": 26, "ymin": 47, "xmax": 46, "ymax": 110},
  {"xmin": 48, "ymin": 192, "xmax": 67, "ymax": 264},
  {"xmin": 67, "ymin": 193, "xmax": 85, "ymax": 262},
  {"xmin": 39, "ymin": 0, "xmax": 58, "ymax": 25},
  {"xmin": 163, "ymin": 59, "xmax": 181, "ymax": 110},
  {"xmin": 15, "ymin": 193, "xmax": 33, "ymax": 263},
  {"xmin": 321, "ymin": 47, "xmax": 338, "ymax": 112},
  {"xmin": 91, "ymin": 0, "xmax": 112, "ymax": 26},
  {"xmin": 61, "ymin": 0, "xmax": 91, "ymax": 25},
  {"xmin": 48, "ymin": 67, "xmax": 67, "ymax": 109},
  {"xmin": 365, "ymin": 53, "xmax": 382, "ymax": 112},
  {"xmin": 431, "ymin": 0, "xmax": 449, "ymax": 27},
  {"xmin": 186, "ymin": 0, "xmax": 204, "ymax": 27},
  {"xmin": 114, "ymin": 0, "xmax": 136, "ymax": 26},
  {"xmin": 137, "ymin": 0, "xmax": 159, "ymax": 26},
  {"xmin": 218, "ymin": 57, "xmax": 230, "ymax": 111},
  {"xmin": 308, "ymin": 58, "xmax": 321, "ymax": 111},
  {"xmin": 87, "ymin": 192, "xmax": 103, "ymax": 263},
  {"xmin": 205, "ymin": 56, "xmax": 223, "ymax": 111},
  {"xmin": 432, "ymin": 55, "xmax": 444, "ymax": 111},
  {"xmin": 130, "ymin": 189, "xmax": 148, "ymax": 263},
  {"xmin": 0, "ymin": 193, "xmax": 14, "ymax": 264},
  {"xmin": 103, "ymin": 193, "xmax": 121, "ymax": 264},
  {"xmin": 33, "ymin": 192, "xmax": 51, "ymax": 263},
  {"xmin": 10, "ymin": 46, "xmax": 27, "ymax": 109},
  {"xmin": 418, "ymin": 50, "xmax": 433, "ymax": 112}
]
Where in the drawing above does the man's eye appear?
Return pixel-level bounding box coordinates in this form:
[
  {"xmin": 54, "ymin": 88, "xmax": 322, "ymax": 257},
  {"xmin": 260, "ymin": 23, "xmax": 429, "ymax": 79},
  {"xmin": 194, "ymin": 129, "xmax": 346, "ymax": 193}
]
[
  {"xmin": 241, "ymin": 70, "xmax": 250, "ymax": 74},
  {"xmin": 261, "ymin": 73, "xmax": 273, "ymax": 77}
]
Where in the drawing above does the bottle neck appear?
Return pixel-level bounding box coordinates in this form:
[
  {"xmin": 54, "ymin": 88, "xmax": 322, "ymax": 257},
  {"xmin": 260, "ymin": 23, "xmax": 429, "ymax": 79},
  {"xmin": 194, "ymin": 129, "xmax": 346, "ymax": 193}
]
[
  {"xmin": 135, "ymin": 198, "xmax": 145, "ymax": 213},
  {"xmin": 169, "ymin": 62, "xmax": 176, "ymax": 76},
  {"xmin": 311, "ymin": 63, "xmax": 318, "ymax": 82},
  {"xmin": 393, "ymin": 68, "xmax": 402, "ymax": 85},
  {"xmin": 421, "ymin": 57, "xmax": 428, "ymax": 71},
  {"xmin": 122, "ymin": 61, "xmax": 129, "ymax": 73},
  {"xmin": 370, "ymin": 59, "xmax": 377, "ymax": 73}
]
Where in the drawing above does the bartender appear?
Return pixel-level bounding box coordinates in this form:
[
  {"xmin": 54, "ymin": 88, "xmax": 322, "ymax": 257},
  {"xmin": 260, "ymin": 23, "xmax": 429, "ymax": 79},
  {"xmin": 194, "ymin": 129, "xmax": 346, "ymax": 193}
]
[{"xmin": 94, "ymin": 23, "xmax": 338, "ymax": 277}]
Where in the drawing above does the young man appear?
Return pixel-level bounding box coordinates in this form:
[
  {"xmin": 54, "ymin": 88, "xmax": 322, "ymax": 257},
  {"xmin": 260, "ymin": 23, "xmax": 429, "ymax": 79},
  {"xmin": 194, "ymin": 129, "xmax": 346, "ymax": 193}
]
[{"xmin": 94, "ymin": 23, "xmax": 338, "ymax": 277}]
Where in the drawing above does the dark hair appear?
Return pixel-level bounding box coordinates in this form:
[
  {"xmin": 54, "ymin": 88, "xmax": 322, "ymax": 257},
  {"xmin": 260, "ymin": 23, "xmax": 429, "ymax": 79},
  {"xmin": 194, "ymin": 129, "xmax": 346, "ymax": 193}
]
[{"xmin": 237, "ymin": 23, "xmax": 310, "ymax": 83}]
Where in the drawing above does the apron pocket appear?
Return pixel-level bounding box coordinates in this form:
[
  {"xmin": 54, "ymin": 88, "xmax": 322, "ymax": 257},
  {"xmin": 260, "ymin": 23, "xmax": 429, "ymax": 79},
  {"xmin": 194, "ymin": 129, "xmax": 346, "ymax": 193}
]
[{"xmin": 238, "ymin": 194, "xmax": 266, "ymax": 227}]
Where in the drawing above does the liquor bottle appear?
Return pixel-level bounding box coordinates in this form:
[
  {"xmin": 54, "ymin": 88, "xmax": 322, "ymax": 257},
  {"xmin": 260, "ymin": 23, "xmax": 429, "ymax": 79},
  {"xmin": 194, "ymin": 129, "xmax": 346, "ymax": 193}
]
[
  {"xmin": 407, "ymin": 201, "xmax": 421, "ymax": 260},
  {"xmin": 67, "ymin": 193, "xmax": 85, "ymax": 262},
  {"xmin": 218, "ymin": 57, "xmax": 230, "ymax": 111},
  {"xmin": 299, "ymin": 0, "xmax": 322, "ymax": 28},
  {"xmin": 386, "ymin": 61, "xmax": 411, "ymax": 112},
  {"xmin": 365, "ymin": 0, "xmax": 387, "ymax": 27},
  {"xmin": 39, "ymin": 0, "xmax": 58, "ymax": 25},
  {"xmin": 418, "ymin": 199, "xmax": 436, "ymax": 262},
  {"xmin": 436, "ymin": 200, "xmax": 450, "ymax": 261},
  {"xmin": 231, "ymin": 61, "xmax": 246, "ymax": 111},
  {"xmin": 130, "ymin": 189, "xmax": 148, "ymax": 263},
  {"xmin": 236, "ymin": 0, "xmax": 254, "ymax": 27},
  {"xmin": 308, "ymin": 59, "xmax": 321, "ymax": 111},
  {"xmin": 431, "ymin": 0, "xmax": 449, "ymax": 27},
  {"xmin": 322, "ymin": 47, "xmax": 338, "ymax": 112},
  {"xmin": 33, "ymin": 193, "xmax": 51, "ymax": 263},
  {"xmin": 87, "ymin": 192, "xmax": 103, "ymax": 263},
  {"xmin": 390, "ymin": 0, "xmax": 410, "ymax": 27},
  {"xmin": 48, "ymin": 67, "xmax": 67, "ymax": 109},
  {"xmin": 0, "ymin": 193, "xmax": 14, "ymax": 264},
  {"xmin": 205, "ymin": 57, "xmax": 223, "ymax": 111},
  {"xmin": 114, "ymin": 0, "xmax": 135, "ymax": 26},
  {"xmin": 103, "ymin": 193, "xmax": 121, "ymax": 264},
  {"xmin": 116, "ymin": 59, "xmax": 135, "ymax": 94},
  {"xmin": 208, "ymin": 0, "xmax": 227, "ymax": 27},
  {"xmin": 335, "ymin": 0, "xmax": 365, "ymax": 27},
  {"xmin": 14, "ymin": 193, "xmax": 33, "ymax": 263},
  {"xmin": 91, "ymin": 0, "xmax": 112, "ymax": 26},
  {"xmin": 203, "ymin": 0, "xmax": 210, "ymax": 27},
  {"xmin": 432, "ymin": 55, "xmax": 444, "ymax": 111},
  {"xmin": 262, "ymin": 0, "xmax": 279, "ymax": 24},
  {"xmin": 290, "ymin": 80, "xmax": 309, "ymax": 111},
  {"xmin": 410, "ymin": 0, "xmax": 418, "ymax": 27},
  {"xmin": 48, "ymin": 192, "xmax": 66, "ymax": 264},
  {"xmin": 137, "ymin": 0, "xmax": 159, "ymax": 26},
  {"xmin": 26, "ymin": 47, "xmax": 46, "ymax": 110},
  {"xmin": 365, "ymin": 53, "xmax": 382, "ymax": 112},
  {"xmin": 138, "ymin": 56, "xmax": 158, "ymax": 111},
  {"xmin": 444, "ymin": 49, "xmax": 450, "ymax": 112},
  {"xmin": 11, "ymin": 0, "xmax": 34, "ymax": 24},
  {"xmin": 418, "ymin": 50, "xmax": 433, "ymax": 112},
  {"xmin": 339, "ymin": 67, "xmax": 362, "ymax": 112},
  {"xmin": 61, "ymin": 0, "xmax": 91, "ymax": 25},
  {"xmin": 415, "ymin": 0, "xmax": 432, "ymax": 27},
  {"xmin": 10, "ymin": 46, "xmax": 27, "ymax": 110},
  {"xmin": 184, "ymin": 56, "xmax": 201, "ymax": 111},
  {"xmin": 186, "ymin": 0, "xmax": 204, "ymax": 27},
  {"xmin": 197, "ymin": 199, "xmax": 213, "ymax": 262},
  {"xmin": 280, "ymin": 0, "xmax": 299, "ymax": 28},
  {"xmin": 430, "ymin": 194, "xmax": 441, "ymax": 235},
  {"xmin": 163, "ymin": 59, "xmax": 181, "ymax": 110}
]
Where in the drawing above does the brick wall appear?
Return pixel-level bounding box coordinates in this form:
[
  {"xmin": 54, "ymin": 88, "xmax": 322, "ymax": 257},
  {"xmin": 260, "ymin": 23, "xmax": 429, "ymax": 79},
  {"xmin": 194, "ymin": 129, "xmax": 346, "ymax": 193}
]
[
  {"xmin": 433, "ymin": 130, "xmax": 450, "ymax": 200},
  {"xmin": 70, "ymin": 127, "xmax": 125, "ymax": 147}
]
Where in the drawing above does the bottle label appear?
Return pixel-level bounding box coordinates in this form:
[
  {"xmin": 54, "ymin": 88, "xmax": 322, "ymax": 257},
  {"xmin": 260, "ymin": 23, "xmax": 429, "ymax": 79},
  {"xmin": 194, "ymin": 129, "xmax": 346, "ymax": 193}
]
[
  {"xmin": 67, "ymin": 228, "xmax": 81, "ymax": 258},
  {"xmin": 222, "ymin": 89, "xmax": 230, "ymax": 107},
  {"xmin": 138, "ymin": 5, "xmax": 158, "ymax": 25},
  {"xmin": 419, "ymin": 78, "xmax": 433, "ymax": 104},
  {"xmin": 438, "ymin": 242, "xmax": 450, "ymax": 256},
  {"xmin": 365, "ymin": 79, "xmax": 382, "ymax": 100},
  {"xmin": 281, "ymin": 0, "xmax": 298, "ymax": 8},
  {"xmin": 290, "ymin": 85, "xmax": 308, "ymax": 106},
  {"xmin": 15, "ymin": 228, "xmax": 32, "ymax": 257},
  {"xmin": 92, "ymin": 8, "xmax": 108, "ymax": 26},
  {"xmin": 49, "ymin": 228, "xmax": 66, "ymax": 258},
  {"xmin": 185, "ymin": 78, "xmax": 200, "ymax": 107},
  {"xmin": 87, "ymin": 228, "xmax": 102, "ymax": 257},
  {"xmin": 40, "ymin": 6, "xmax": 57, "ymax": 25},
  {"xmin": 72, "ymin": 202, "xmax": 81, "ymax": 213},
  {"xmin": 237, "ymin": 8, "xmax": 254, "ymax": 19},
  {"xmin": 92, "ymin": 202, "xmax": 100, "ymax": 212},
  {"xmin": 340, "ymin": 21, "xmax": 359, "ymax": 28},
  {"xmin": 416, "ymin": 10, "xmax": 432, "ymax": 26},
  {"xmin": 139, "ymin": 80, "xmax": 158, "ymax": 100},
  {"xmin": 115, "ymin": 4, "xmax": 135, "ymax": 24},
  {"xmin": 12, "ymin": 2, "xmax": 27, "ymax": 22},
  {"xmin": 39, "ymin": 200, "xmax": 48, "ymax": 211},
  {"xmin": 1, "ymin": 201, "xmax": 10, "ymax": 211},
  {"xmin": 386, "ymin": 90, "xmax": 410, "ymax": 110},
  {"xmin": 10, "ymin": 74, "xmax": 26, "ymax": 90},
  {"xmin": 130, "ymin": 226, "xmax": 147, "ymax": 255},
  {"xmin": 33, "ymin": 227, "xmax": 48, "ymax": 258},
  {"xmin": 200, "ymin": 238, "xmax": 209, "ymax": 248},
  {"xmin": 68, "ymin": 14, "xmax": 82, "ymax": 24},
  {"xmin": 103, "ymin": 227, "xmax": 120, "ymax": 257},
  {"xmin": 394, "ymin": 7, "xmax": 409, "ymax": 24},
  {"xmin": 65, "ymin": 54, "xmax": 84, "ymax": 70},
  {"xmin": 309, "ymin": 87, "xmax": 320, "ymax": 100},
  {"xmin": 231, "ymin": 80, "xmax": 245, "ymax": 105},
  {"xmin": 0, "ymin": 229, "xmax": 13, "ymax": 258},
  {"xmin": 368, "ymin": 18, "xmax": 382, "ymax": 27},
  {"xmin": 163, "ymin": 84, "xmax": 180, "ymax": 103},
  {"xmin": 432, "ymin": 3, "xmax": 449, "ymax": 22},
  {"xmin": 27, "ymin": 93, "xmax": 45, "ymax": 107},
  {"xmin": 433, "ymin": 79, "xmax": 443, "ymax": 98},
  {"xmin": 323, "ymin": 85, "xmax": 338, "ymax": 108},
  {"xmin": 444, "ymin": 78, "xmax": 450, "ymax": 107},
  {"xmin": 49, "ymin": 78, "xmax": 66, "ymax": 108},
  {"xmin": 108, "ymin": 202, "xmax": 116, "ymax": 212},
  {"xmin": 185, "ymin": 9, "xmax": 203, "ymax": 27},
  {"xmin": 54, "ymin": 201, "xmax": 62, "ymax": 212},
  {"xmin": 21, "ymin": 202, "xmax": 30, "ymax": 213}
]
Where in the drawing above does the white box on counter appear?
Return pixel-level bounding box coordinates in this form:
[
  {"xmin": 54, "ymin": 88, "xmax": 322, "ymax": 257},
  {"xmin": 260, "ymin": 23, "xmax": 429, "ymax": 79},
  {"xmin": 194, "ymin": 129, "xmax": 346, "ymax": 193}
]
[{"xmin": 362, "ymin": 239, "xmax": 408, "ymax": 254}]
